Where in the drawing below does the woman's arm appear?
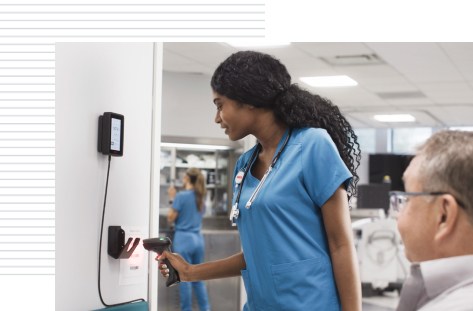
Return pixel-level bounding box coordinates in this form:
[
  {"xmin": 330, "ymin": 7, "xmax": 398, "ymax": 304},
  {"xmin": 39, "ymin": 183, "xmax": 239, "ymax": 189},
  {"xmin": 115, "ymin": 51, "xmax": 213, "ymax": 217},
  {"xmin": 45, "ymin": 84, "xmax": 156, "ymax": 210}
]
[
  {"xmin": 322, "ymin": 186, "xmax": 362, "ymax": 311},
  {"xmin": 167, "ymin": 207, "xmax": 178, "ymax": 224},
  {"xmin": 167, "ymin": 185, "xmax": 178, "ymax": 224},
  {"xmin": 158, "ymin": 251, "xmax": 246, "ymax": 282}
]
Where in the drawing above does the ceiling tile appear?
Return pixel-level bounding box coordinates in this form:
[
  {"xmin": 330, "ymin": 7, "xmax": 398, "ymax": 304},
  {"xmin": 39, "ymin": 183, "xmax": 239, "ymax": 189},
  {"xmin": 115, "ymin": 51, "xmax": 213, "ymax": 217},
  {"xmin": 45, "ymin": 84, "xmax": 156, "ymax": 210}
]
[
  {"xmin": 294, "ymin": 42, "xmax": 374, "ymax": 58},
  {"xmin": 348, "ymin": 109, "xmax": 444, "ymax": 128},
  {"xmin": 426, "ymin": 106, "xmax": 473, "ymax": 126},
  {"xmin": 417, "ymin": 82, "xmax": 473, "ymax": 104},
  {"xmin": 310, "ymin": 86, "xmax": 385, "ymax": 108},
  {"xmin": 367, "ymin": 42, "xmax": 464, "ymax": 83},
  {"xmin": 162, "ymin": 42, "xmax": 473, "ymax": 128},
  {"xmin": 164, "ymin": 42, "xmax": 236, "ymax": 73}
]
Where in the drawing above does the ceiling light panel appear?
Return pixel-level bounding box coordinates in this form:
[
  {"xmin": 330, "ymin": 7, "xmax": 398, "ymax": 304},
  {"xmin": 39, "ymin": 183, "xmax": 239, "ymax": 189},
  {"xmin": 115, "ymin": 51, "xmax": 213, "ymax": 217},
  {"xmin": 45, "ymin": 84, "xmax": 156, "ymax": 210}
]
[
  {"xmin": 300, "ymin": 75, "xmax": 358, "ymax": 87},
  {"xmin": 373, "ymin": 114, "xmax": 416, "ymax": 122}
]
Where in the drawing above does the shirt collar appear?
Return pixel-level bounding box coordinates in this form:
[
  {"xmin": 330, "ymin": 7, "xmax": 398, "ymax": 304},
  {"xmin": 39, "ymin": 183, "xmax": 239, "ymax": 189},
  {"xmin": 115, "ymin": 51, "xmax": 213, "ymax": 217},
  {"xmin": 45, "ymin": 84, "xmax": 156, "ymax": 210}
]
[{"xmin": 419, "ymin": 255, "xmax": 473, "ymax": 298}]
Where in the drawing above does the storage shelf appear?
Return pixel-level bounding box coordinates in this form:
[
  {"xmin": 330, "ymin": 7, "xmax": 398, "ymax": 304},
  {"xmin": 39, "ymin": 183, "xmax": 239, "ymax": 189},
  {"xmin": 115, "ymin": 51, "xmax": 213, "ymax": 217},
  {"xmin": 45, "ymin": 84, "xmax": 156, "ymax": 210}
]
[
  {"xmin": 162, "ymin": 163, "xmax": 227, "ymax": 169},
  {"xmin": 206, "ymin": 184, "xmax": 226, "ymax": 189},
  {"xmin": 160, "ymin": 183, "xmax": 226, "ymax": 189},
  {"xmin": 176, "ymin": 163, "xmax": 216, "ymax": 169},
  {"xmin": 160, "ymin": 145, "xmax": 233, "ymax": 216}
]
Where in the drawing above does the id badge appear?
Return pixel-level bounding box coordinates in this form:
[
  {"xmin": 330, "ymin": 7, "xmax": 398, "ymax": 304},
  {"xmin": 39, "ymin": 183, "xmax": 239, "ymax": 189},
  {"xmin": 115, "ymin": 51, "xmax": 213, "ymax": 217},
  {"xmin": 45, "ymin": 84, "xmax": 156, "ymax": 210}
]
[
  {"xmin": 229, "ymin": 203, "xmax": 239, "ymax": 226},
  {"xmin": 235, "ymin": 170, "xmax": 245, "ymax": 185}
]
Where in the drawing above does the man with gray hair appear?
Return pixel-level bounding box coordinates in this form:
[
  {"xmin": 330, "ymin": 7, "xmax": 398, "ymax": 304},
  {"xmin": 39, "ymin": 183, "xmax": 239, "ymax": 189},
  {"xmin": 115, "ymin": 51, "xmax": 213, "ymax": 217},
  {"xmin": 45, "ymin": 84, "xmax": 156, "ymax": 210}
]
[{"xmin": 390, "ymin": 130, "xmax": 473, "ymax": 311}]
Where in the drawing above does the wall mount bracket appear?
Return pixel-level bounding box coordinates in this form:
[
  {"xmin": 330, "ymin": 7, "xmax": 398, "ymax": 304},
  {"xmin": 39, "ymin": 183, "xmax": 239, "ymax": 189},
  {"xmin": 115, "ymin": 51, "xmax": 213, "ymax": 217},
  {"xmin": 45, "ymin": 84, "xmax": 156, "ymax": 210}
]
[{"xmin": 108, "ymin": 226, "xmax": 140, "ymax": 259}]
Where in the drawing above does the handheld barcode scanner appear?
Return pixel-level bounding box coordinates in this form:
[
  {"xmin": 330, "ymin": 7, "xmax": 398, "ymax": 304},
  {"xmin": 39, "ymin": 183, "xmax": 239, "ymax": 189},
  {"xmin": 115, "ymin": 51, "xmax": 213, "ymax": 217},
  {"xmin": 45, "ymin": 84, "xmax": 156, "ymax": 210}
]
[{"xmin": 143, "ymin": 237, "xmax": 180, "ymax": 287}]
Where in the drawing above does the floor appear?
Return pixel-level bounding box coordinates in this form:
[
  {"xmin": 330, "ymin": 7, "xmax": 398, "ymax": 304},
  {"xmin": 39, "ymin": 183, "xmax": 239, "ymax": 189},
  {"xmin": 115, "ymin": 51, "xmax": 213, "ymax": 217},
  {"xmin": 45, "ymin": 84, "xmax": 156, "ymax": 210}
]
[{"xmin": 362, "ymin": 291, "xmax": 399, "ymax": 311}]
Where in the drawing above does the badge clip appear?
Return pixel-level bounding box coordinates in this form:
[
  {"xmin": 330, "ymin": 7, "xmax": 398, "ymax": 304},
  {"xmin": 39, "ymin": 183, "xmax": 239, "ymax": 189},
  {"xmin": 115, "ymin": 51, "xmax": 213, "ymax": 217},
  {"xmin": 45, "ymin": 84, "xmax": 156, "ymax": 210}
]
[{"xmin": 229, "ymin": 203, "xmax": 239, "ymax": 226}]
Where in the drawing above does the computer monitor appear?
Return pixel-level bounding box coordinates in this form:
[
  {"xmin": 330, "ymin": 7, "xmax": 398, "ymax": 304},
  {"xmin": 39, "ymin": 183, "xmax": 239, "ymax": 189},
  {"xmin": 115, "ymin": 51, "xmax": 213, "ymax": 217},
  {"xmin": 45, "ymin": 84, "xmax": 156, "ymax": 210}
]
[
  {"xmin": 357, "ymin": 183, "xmax": 391, "ymax": 213},
  {"xmin": 369, "ymin": 154, "xmax": 413, "ymax": 191}
]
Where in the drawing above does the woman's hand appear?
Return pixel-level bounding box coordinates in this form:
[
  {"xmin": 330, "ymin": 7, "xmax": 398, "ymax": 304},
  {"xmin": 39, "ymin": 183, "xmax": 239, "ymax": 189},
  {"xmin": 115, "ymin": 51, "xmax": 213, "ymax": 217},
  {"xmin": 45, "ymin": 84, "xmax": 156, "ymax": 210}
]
[
  {"xmin": 157, "ymin": 250, "xmax": 192, "ymax": 281},
  {"xmin": 158, "ymin": 251, "xmax": 246, "ymax": 282}
]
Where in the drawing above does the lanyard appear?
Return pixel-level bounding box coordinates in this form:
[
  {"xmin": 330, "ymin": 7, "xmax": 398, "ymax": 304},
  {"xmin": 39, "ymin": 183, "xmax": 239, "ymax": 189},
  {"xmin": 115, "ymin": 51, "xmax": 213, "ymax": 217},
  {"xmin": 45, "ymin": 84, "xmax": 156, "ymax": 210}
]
[{"xmin": 230, "ymin": 129, "xmax": 292, "ymax": 225}]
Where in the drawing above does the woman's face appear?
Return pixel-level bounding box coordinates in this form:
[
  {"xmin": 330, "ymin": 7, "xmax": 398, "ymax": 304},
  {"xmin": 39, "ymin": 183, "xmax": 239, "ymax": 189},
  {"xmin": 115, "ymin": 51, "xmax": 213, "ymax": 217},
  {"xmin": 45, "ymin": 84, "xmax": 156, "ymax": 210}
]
[{"xmin": 213, "ymin": 92, "xmax": 255, "ymax": 141}]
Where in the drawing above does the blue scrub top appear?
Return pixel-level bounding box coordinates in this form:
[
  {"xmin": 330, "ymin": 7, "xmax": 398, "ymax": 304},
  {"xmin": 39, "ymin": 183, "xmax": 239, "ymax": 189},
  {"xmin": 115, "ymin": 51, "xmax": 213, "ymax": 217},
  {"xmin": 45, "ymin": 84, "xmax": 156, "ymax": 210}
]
[
  {"xmin": 173, "ymin": 190, "xmax": 203, "ymax": 232},
  {"xmin": 233, "ymin": 127, "xmax": 352, "ymax": 311}
]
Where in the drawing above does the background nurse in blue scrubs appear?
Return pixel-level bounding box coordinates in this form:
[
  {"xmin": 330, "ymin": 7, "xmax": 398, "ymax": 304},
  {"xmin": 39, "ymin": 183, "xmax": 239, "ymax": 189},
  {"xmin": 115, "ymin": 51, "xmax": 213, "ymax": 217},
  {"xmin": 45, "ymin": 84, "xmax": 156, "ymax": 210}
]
[
  {"xmin": 167, "ymin": 168, "xmax": 211, "ymax": 311},
  {"xmin": 159, "ymin": 51, "xmax": 362, "ymax": 311}
]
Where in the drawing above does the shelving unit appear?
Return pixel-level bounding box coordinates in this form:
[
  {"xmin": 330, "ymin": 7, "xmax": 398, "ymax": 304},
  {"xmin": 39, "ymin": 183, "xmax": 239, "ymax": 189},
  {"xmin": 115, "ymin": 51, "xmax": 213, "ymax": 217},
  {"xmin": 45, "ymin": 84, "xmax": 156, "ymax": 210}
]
[
  {"xmin": 159, "ymin": 144, "xmax": 237, "ymax": 219},
  {"xmin": 157, "ymin": 143, "xmax": 242, "ymax": 310}
]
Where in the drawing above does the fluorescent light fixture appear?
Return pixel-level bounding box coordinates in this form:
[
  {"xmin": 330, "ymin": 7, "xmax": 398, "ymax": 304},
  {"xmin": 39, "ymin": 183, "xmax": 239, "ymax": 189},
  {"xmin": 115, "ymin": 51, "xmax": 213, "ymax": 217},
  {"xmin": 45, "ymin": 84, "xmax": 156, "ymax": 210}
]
[
  {"xmin": 450, "ymin": 126, "xmax": 473, "ymax": 132},
  {"xmin": 299, "ymin": 75, "xmax": 358, "ymax": 87},
  {"xmin": 226, "ymin": 42, "xmax": 291, "ymax": 48},
  {"xmin": 161, "ymin": 142, "xmax": 231, "ymax": 151},
  {"xmin": 373, "ymin": 114, "xmax": 416, "ymax": 123}
]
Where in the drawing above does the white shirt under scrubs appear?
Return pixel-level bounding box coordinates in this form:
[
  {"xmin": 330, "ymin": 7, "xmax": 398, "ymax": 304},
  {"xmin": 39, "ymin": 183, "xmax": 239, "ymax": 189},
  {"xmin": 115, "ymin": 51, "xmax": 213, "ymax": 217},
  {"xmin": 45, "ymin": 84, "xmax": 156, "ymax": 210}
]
[{"xmin": 397, "ymin": 255, "xmax": 473, "ymax": 311}]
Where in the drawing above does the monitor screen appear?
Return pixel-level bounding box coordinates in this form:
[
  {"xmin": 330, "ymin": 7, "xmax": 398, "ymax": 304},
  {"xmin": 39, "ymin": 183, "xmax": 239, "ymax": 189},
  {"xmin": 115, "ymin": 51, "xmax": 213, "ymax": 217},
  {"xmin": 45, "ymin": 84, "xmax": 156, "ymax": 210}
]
[
  {"xmin": 369, "ymin": 154, "xmax": 413, "ymax": 191},
  {"xmin": 357, "ymin": 183, "xmax": 391, "ymax": 212}
]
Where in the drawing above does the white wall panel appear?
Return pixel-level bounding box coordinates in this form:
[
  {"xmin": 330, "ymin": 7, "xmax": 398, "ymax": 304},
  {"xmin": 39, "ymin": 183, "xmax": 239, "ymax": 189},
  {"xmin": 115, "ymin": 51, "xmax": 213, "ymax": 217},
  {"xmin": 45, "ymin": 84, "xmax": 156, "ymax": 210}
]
[{"xmin": 56, "ymin": 43, "xmax": 156, "ymax": 310}]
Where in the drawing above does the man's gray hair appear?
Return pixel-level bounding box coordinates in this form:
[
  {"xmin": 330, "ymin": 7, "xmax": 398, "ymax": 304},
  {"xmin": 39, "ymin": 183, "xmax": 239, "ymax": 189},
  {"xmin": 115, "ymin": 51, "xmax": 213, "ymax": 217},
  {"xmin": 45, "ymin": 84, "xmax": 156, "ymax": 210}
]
[{"xmin": 416, "ymin": 130, "xmax": 473, "ymax": 221}]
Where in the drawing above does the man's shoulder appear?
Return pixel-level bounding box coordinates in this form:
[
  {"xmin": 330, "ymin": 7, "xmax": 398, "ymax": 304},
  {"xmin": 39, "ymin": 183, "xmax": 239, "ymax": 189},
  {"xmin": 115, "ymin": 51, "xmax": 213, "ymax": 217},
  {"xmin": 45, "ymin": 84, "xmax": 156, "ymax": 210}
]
[{"xmin": 420, "ymin": 278, "xmax": 473, "ymax": 311}]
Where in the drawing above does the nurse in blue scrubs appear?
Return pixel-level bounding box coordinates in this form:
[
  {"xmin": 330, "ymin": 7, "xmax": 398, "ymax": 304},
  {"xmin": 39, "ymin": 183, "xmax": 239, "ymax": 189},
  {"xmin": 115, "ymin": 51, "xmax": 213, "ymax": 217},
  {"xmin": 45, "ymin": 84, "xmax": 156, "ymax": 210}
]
[
  {"xmin": 167, "ymin": 168, "xmax": 210, "ymax": 311},
  {"xmin": 159, "ymin": 51, "xmax": 362, "ymax": 311}
]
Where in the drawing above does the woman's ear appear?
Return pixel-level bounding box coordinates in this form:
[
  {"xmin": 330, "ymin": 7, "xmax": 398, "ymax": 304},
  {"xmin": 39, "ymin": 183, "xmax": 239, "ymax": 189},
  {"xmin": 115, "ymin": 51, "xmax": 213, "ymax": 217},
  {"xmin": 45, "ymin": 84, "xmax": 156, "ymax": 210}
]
[
  {"xmin": 243, "ymin": 103, "xmax": 254, "ymax": 110},
  {"xmin": 435, "ymin": 194, "xmax": 460, "ymax": 241}
]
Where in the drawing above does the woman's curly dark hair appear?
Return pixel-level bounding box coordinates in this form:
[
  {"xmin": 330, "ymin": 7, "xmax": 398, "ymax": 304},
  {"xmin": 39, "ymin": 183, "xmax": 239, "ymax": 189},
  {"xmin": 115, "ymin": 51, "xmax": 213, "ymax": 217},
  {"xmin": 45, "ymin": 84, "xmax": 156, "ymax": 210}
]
[{"xmin": 211, "ymin": 51, "xmax": 361, "ymax": 201}]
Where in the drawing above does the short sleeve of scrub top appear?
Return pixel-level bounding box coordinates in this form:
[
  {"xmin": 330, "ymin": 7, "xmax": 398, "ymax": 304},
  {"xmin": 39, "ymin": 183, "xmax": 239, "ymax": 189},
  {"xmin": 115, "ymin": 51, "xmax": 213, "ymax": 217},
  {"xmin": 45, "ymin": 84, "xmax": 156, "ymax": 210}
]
[
  {"xmin": 301, "ymin": 128, "xmax": 353, "ymax": 208},
  {"xmin": 173, "ymin": 193, "xmax": 183, "ymax": 212},
  {"xmin": 172, "ymin": 190, "xmax": 202, "ymax": 232}
]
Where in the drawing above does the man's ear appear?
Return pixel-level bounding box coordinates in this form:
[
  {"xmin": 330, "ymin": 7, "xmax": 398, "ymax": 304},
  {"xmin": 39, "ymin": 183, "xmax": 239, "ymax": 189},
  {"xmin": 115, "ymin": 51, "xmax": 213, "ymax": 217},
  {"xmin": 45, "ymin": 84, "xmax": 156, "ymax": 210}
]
[{"xmin": 435, "ymin": 194, "xmax": 460, "ymax": 241}]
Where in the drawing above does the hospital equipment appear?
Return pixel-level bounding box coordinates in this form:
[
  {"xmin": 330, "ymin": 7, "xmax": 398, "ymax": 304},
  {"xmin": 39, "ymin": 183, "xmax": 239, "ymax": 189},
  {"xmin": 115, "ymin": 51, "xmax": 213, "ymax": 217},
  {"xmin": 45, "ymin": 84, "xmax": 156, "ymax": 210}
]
[{"xmin": 352, "ymin": 217, "xmax": 409, "ymax": 296}]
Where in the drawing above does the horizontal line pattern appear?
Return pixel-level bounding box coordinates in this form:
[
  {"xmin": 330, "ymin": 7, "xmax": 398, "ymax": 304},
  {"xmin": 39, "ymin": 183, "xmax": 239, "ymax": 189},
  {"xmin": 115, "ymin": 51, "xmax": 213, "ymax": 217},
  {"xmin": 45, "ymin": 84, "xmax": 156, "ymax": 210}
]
[
  {"xmin": 0, "ymin": 2, "xmax": 265, "ymax": 38},
  {"xmin": 0, "ymin": 3, "xmax": 266, "ymax": 309},
  {"xmin": 0, "ymin": 43, "xmax": 55, "ymax": 276}
]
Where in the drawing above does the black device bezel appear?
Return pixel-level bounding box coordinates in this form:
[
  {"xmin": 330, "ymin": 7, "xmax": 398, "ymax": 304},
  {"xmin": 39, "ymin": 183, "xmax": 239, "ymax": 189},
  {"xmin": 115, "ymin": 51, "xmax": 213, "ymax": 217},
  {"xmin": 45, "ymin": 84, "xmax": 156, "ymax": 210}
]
[{"xmin": 98, "ymin": 112, "xmax": 124, "ymax": 157}]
